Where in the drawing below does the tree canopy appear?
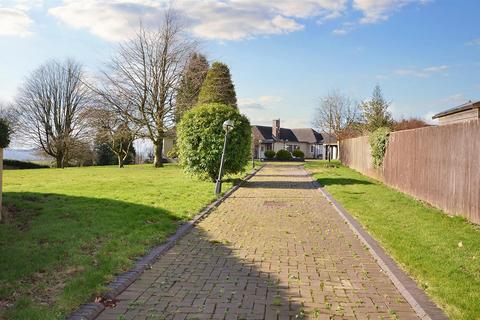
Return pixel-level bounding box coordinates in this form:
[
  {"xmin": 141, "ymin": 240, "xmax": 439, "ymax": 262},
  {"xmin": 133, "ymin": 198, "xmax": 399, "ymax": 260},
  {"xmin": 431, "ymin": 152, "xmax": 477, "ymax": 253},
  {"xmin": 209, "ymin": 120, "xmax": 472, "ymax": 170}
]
[
  {"xmin": 197, "ymin": 62, "xmax": 237, "ymax": 108},
  {"xmin": 175, "ymin": 53, "xmax": 209, "ymax": 122},
  {"xmin": 177, "ymin": 103, "xmax": 250, "ymax": 181},
  {"xmin": 360, "ymin": 85, "xmax": 393, "ymax": 132}
]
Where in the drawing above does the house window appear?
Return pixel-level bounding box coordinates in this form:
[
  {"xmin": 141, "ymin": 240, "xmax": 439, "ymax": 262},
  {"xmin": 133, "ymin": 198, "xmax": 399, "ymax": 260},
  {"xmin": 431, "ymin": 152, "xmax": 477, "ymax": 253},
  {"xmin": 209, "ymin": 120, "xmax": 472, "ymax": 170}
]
[
  {"xmin": 261, "ymin": 146, "xmax": 265, "ymax": 152},
  {"xmin": 266, "ymin": 144, "xmax": 273, "ymax": 151},
  {"xmin": 310, "ymin": 145, "xmax": 314, "ymax": 153}
]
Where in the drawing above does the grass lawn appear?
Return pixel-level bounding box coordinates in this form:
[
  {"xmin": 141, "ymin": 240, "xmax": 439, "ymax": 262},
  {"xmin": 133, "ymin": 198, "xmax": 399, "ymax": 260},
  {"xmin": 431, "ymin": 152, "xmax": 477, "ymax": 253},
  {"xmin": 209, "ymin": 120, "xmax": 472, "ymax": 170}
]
[
  {"xmin": 0, "ymin": 163, "xmax": 252, "ymax": 320},
  {"xmin": 305, "ymin": 160, "xmax": 480, "ymax": 320}
]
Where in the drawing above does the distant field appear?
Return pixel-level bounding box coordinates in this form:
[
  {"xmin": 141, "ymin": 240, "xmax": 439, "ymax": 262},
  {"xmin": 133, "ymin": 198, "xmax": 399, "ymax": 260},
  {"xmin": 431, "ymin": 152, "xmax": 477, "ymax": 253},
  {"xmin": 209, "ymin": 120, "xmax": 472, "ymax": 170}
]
[
  {"xmin": 306, "ymin": 160, "xmax": 480, "ymax": 320},
  {"xmin": 0, "ymin": 164, "xmax": 249, "ymax": 320}
]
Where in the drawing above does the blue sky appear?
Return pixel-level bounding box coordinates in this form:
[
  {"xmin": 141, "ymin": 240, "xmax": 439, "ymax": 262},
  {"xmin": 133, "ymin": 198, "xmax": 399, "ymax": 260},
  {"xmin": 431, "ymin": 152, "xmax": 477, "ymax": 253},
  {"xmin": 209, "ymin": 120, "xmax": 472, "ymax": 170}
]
[{"xmin": 1, "ymin": 0, "xmax": 479, "ymax": 129}]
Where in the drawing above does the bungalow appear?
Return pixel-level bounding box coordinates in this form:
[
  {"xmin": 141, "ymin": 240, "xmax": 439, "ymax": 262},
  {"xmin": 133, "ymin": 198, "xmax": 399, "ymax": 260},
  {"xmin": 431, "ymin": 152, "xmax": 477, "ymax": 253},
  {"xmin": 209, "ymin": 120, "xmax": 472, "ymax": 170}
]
[
  {"xmin": 252, "ymin": 119, "xmax": 328, "ymax": 159},
  {"xmin": 432, "ymin": 100, "xmax": 480, "ymax": 125}
]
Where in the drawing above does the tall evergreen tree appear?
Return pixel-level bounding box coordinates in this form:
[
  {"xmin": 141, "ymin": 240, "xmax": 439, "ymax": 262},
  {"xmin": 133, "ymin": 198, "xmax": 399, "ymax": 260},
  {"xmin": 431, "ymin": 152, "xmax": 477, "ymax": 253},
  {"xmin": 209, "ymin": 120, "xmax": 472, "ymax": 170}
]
[
  {"xmin": 361, "ymin": 85, "xmax": 393, "ymax": 132},
  {"xmin": 197, "ymin": 62, "xmax": 237, "ymax": 108},
  {"xmin": 175, "ymin": 53, "xmax": 209, "ymax": 122}
]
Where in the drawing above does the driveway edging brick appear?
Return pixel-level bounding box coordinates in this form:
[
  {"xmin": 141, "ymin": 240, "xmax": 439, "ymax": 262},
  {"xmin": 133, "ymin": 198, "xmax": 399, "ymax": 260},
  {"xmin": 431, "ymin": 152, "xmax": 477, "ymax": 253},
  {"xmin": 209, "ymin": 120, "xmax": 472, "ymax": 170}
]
[
  {"xmin": 67, "ymin": 165, "xmax": 264, "ymax": 320},
  {"xmin": 308, "ymin": 168, "xmax": 448, "ymax": 320}
]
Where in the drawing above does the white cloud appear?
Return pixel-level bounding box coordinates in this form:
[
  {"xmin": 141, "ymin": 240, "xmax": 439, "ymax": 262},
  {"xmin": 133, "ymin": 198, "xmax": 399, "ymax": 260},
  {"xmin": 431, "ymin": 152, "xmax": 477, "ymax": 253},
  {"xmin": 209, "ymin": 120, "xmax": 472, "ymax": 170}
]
[
  {"xmin": 434, "ymin": 93, "xmax": 466, "ymax": 106},
  {"xmin": 258, "ymin": 95, "xmax": 282, "ymax": 104},
  {"xmin": 46, "ymin": 0, "xmax": 433, "ymax": 41},
  {"xmin": 332, "ymin": 21, "xmax": 356, "ymax": 35},
  {"xmin": 0, "ymin": 1, "xmax": 43, "ymax": 37},
  {"xmin": 48, "ymin": 0, "xmax": 349, "ymax": 42},
  {"xmin": 49, "ymin": 0, "xmax": 165, "ymax": 42},
  {"xmin": 238, "ymin": 95, "xmax": 282, "ymax": 110},
  {"xmin": 394, "ymin": 65, "xmax": 449, "ymax": 78},
  {"xmin": 0, "ymin": 8, "xmax": 33, "ymax": 37},
  {"xmin": 353, "ymin": 0, "xmax": 429, "ymax": 24},
  {"xmin": 466, "ymin": 38, "xmax": 480, "ymax": 46},
  {"xmin": 423, "ymin": 111, "xmax": 438, "ymax": 125}
]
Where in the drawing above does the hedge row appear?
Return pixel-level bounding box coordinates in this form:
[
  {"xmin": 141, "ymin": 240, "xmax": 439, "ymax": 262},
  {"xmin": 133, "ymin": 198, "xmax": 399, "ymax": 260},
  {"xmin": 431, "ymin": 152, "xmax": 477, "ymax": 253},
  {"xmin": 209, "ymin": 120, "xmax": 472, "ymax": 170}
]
[{"xmin": 3, "ymin": 159, "xmax": 49, "ymax": 169}]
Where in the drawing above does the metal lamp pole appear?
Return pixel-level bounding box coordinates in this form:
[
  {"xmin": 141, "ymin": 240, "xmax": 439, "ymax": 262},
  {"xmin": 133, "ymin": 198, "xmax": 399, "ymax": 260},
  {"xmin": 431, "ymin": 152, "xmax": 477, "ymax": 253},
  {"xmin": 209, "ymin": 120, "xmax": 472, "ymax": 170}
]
[{"xmin": 215, "ymin": 120, "xmax": 234, "ymax": 195}]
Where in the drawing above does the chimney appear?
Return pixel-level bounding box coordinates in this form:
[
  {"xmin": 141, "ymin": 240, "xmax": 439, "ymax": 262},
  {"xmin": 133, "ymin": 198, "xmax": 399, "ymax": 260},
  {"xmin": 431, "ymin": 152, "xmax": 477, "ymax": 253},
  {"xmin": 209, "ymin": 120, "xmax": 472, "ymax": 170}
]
[{"xmin": 272, "ymin": 119, "xmax": 280, "ymax": 138}]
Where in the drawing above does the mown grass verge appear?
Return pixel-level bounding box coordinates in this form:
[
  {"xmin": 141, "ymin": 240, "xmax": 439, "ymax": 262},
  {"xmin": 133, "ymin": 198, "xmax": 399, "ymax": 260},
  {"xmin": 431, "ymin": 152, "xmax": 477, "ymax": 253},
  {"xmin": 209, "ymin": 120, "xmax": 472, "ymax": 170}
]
[
  {"xmin": 0, "ymin": 164, "xmax": 252, "ymax": 319},
  {"xmin": 305, "ymin": 160, "xmax": 480, "ymax": 320}
]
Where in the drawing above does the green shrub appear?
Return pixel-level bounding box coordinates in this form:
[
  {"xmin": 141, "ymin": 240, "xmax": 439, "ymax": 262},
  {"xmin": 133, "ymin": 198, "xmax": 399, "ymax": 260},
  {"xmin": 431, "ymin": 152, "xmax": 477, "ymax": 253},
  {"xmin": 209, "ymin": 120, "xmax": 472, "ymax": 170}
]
[
  {"xmin": 167, "ymin": 145, "xmax": 178, "ymax": 159},
  {"xmin": 264, "ymin": 150, "xmax": 275, "ymax": 159},
  {"xmin": 0, "ymin": 118, "xmax": 11, "ymax": 148},
  {"xmin": 292, "ymin": 149, "xmax": 304, "ymax": 158},
  {"xmin": 3, "ymin": 159, "xmax": 49, "ymax": 169},
  {"xmin": 368, "ymin": 127, "xmax": 391, "ymax": 168},
  {"xmin": 177, "ymin": 103, "xmax": 251, "ymax": 181},
  {"xmin": 275, "ymin": 149, "xmax": 292, "ymax": 161}
]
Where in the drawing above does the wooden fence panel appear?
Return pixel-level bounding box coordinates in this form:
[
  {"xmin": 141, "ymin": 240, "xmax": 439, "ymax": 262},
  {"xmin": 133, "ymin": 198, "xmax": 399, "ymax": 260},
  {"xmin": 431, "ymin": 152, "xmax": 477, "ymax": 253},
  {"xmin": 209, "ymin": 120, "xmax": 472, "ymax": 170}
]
[
  {"xmin": 339, "ymin": 120, "xmax": 480, "ymax": 224},
  {"xmin": 339, "ymin": 136, "xmax": 383, "ymax": 180}
]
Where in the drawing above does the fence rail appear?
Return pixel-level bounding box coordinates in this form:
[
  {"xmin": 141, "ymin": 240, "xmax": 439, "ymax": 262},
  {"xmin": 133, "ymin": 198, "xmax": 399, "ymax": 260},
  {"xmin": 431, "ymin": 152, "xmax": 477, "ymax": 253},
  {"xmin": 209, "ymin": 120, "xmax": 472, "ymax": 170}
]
[{"xmin": 339, "ymin": 120, "xmax": 480, "ymax": 224}]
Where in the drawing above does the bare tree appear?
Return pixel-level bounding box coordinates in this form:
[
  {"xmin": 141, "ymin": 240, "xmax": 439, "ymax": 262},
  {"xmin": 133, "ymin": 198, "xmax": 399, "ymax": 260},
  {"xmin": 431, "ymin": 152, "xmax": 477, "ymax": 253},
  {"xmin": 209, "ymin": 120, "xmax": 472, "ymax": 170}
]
[
  {"xmin": 313, "ymin": 91, "xmax": 362, "ymax": 140},
  {"xmin": 97, "ymin": 10, "xmax": 196, "ymax": 167},
  {"xmin": 84, "ymin": 107, "xmax": 138, "ymax": 168},
  {"xmin": 15, "ymin": 59, "xmax": 90, "ymax": 168}
]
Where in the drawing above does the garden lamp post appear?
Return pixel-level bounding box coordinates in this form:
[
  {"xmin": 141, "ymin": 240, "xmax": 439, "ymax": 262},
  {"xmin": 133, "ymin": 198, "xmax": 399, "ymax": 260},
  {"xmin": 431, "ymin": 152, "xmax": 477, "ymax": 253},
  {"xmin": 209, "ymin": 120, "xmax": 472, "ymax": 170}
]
[{"xmin": 215, "ymin": 119, "xmax": 234, "ymax": 195}]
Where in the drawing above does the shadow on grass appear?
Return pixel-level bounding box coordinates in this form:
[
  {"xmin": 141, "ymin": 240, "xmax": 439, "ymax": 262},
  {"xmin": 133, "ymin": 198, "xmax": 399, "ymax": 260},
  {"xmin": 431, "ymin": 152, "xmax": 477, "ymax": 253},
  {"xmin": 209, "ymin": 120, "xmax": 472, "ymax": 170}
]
[
  {"xmin": 243, "ymin": 180, "xmax": 316, "ymax": 189},
  {"xmin": 0, "ymin": 192, "xmax": 298, "ymax": 319},
  {"xmin": 317, "ymin": 177, "xmax": 373, "ymax": 187}
]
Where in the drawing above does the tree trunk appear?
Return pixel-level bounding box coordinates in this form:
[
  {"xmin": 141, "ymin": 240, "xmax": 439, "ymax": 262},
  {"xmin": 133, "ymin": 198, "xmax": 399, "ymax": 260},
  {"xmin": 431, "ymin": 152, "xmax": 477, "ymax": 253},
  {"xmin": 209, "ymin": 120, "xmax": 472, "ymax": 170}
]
[
  {"xmin": 118, "ymin": 155, "xmax": 124, "ymax": 168},
  {"xmin": 153, "ymin": 140, "xmax": 163, "ymax": 168},
  {"xmin": 56, "ymin": 155, "xmax": 64, "ymax": 168}
]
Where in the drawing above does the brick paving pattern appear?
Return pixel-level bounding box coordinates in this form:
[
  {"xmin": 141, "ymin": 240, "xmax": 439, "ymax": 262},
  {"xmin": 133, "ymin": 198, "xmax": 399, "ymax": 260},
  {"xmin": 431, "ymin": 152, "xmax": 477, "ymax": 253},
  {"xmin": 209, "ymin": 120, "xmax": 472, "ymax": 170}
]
[{"xmin": 97, "ymin": 164, "xmax": 418, "ymax": 320}]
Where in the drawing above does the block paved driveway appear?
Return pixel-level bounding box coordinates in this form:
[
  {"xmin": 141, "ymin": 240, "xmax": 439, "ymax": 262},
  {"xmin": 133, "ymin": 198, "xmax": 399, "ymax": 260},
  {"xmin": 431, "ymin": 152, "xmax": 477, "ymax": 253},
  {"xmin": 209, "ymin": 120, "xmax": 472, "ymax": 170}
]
[{"xmin": 97, "ymin": 164, "xmax": 418, "ymax": 320}]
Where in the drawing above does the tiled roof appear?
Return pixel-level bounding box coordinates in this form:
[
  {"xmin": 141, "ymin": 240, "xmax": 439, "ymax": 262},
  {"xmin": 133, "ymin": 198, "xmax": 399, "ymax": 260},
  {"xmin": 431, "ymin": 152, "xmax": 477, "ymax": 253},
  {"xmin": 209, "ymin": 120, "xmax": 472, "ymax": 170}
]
[
  {"xmin": 253, "ymin": 125, "xmax": 323, "ymax": 143},
  {"xmin": 432, "ymin": 100, "xmax": 480, "ymax": 119}
]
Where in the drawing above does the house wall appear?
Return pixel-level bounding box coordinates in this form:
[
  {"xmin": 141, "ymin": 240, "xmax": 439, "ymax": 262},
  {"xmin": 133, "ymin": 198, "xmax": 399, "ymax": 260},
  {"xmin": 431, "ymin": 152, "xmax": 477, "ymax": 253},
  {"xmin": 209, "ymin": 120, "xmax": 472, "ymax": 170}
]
[
  {"xmin": 258, "ymin": 142, "xmax": 323, "ymax": 159},
  {"xmin": 339, "ymin": 120, "xmax": 480, "ymax": 224},
  {"xmin": 437, "ymin": 108, "xmax": 479, "ymax": 125}
]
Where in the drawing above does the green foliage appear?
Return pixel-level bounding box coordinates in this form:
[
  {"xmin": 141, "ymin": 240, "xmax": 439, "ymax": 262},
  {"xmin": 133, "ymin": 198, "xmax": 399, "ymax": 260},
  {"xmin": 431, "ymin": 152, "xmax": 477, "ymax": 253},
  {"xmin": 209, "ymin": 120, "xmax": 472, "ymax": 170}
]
[
  {"xmin": 177, "ymin": 103, "xmax": 251, "ymax": 181},
  {"xmin": 175, "ymin": 53, "xmax": 209, "ymax": 122},
  {"xmin": 306, "ymin": 160, "xmax": 480, "ymax": 320},
  {"xmin": 264, "ymin": 150, "xmax": 275, "ymax": 159},
  {"xmin": 197, "ymin": 62, "xmax": 237, "ymax": 108},
  {"xmin": 361, "ymin": 85, "xmax": 393, "ymax": 132},
  {"xmin": 275, "ymin": 149, "xmax": 293, "ymax": 161},
  {"xmin": 292, "ymin": 149, "xmax": 305, "ymax": 158},
  {"xmin": 166, "ymin": 144, "xmax": 178, "ymax": 159},
  {"xmin": 1, "ymin": 164, "xmax": 245, "ymax": 319},
  {"xmin": 3, "ymin": 159, "xmax": 49, "ymax": 169},
  {"xmin": 0, "ymin": 118, "xmax": 11, "ymax": 148},
  {"xmin": 368, "ymin": 127, "xmax": 391, "ymax": 168},
  {"xmin": 93, "ymin": 137, "xmax": 135, "ymax": 166}
]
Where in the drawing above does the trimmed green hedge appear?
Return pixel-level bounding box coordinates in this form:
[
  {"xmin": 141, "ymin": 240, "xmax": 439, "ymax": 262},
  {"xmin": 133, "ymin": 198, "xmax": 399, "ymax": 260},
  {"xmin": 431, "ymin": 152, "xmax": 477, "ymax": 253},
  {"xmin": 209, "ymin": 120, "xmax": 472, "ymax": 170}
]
[
  {"xmin": 264, "ymin": 150, "xmax": 275, "ymax": 159},
  {"xmin": 275, "ymin": 149, "xmax": 292, "ymax": 161},
  {"xmin": 177, "ymin": 103, "xmax": 251, "ymax": 181},
  {"xmin": 3, "ymin": 159, "xmax": 49, "ymax": 169},
  {"xmin": 292, "ymin": 149, "xmax": 305, "ymax": 158}
]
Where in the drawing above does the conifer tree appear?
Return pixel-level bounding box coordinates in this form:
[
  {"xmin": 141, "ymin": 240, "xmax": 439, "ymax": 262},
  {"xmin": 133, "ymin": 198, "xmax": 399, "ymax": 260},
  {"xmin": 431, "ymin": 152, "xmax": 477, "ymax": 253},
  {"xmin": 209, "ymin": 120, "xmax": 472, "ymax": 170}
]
[
  {"xmin": 175, "ymin": 53, "xmax": 209, "ymax": 122},
  {"xmin": 197, "ymin": 62, "xmax": 237, "ymax": 108},
  {"xmin": 361, "ymin": 85, "xmax": 393, "ymax": 132}
]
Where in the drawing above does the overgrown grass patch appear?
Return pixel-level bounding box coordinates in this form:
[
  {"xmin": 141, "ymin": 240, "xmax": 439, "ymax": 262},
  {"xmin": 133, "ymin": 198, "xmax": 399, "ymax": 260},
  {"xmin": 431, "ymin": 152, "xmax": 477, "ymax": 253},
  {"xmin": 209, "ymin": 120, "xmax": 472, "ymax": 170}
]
[
  {"xmin": 305, "ymin": 160, "xmax": 480, "ymax": 320},
  {"xmin": 0, "ymin": 164, "xmax": 250, "ymax": 319}
]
